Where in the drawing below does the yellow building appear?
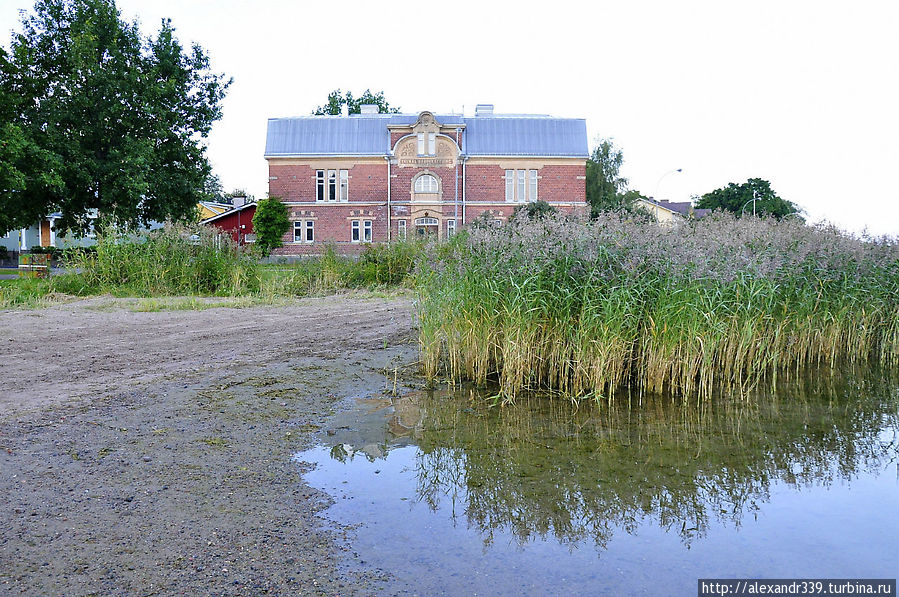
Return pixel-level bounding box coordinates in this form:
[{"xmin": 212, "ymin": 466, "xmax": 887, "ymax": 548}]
[
  {"xmin": 197, "ymin": 201, "xmax": 233, "ymax": 221},
  {"xmin": 636, "ymin": 198, "xmax": 710, "ymax": 224}
]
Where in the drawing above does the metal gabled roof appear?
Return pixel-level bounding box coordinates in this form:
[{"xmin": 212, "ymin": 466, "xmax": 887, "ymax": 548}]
[
  {"xmin": 265, "ymin": 117, "xmax": 389, "ymax": 156},
  {"xmin": 264, "ymin": 113, "xmax": 588, "ymax": 158},
  {"xmin": 463, "ymin": 117, "xmax": 588, "ymax": 157}
]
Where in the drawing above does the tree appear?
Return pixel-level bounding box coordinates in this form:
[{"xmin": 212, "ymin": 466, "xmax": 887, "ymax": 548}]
[
  {"xmin": 695, "ymin": 178, "xmax": 801, "ymax": 219},
  {"xmin": 585, "ymin": 138, "xmax": 632, "ymax": 216},
  {"xmin": 312, "ymin": 89, "xmax": 400, "ymax": 115},
  {"xmin": 512, "ymin": 200, "xmax": 557, "ymax": 220},
  {"xmin": 224, "ymin": 188, "xmax": 255, "ymax": 204},
  {"xmin": 0, "ymin": 0, "xmax": 230, "ymax": 236},
  {"xmin": 251, "ymin": 197, "xmax": 289, "ymax": 257},
  {"xmin": 0, "ymin": 46, "xmax": 63, "ymax": 235}
]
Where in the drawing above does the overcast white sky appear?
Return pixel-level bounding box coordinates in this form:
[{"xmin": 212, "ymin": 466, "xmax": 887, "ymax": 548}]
[{"xmin": 2, "ymin": 0, "xmax": 897, "ymax": 236}]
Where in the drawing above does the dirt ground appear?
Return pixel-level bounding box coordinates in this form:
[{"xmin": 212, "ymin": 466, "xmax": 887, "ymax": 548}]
[{"xmin": 0, "ymin": 294, "xmax": 421, "ymax": 596}]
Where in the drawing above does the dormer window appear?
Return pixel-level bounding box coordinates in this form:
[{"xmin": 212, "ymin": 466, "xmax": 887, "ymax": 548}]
[{"xmin": 417, "ymin": 132, "xmax": 436, "ymax": 156}]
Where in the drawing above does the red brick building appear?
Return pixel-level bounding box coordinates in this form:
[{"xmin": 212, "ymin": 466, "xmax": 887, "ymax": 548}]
[{"xmin": 264, "ymin": 105, "xmax": 588, "ymax": 254}]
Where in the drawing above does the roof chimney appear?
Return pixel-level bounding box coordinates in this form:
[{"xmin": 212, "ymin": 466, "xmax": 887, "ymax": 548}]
[
  {"xmin": 360, "ymin": 104, "xmax": 379, "ymax": 115},
  {"xmin": 475, "ymin": 104, "xmax": 494, "ymax": 117}
]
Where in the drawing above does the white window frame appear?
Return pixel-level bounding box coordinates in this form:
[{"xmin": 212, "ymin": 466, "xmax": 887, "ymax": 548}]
[
  {"xmin": 417, "ymin": 133, "xmax": 425, "ymax": 155},
  {"xmin": 351, "ymin": 220, "xmax": 373, "ymax": 243},
  {"xmin": 414, "ymin": 174, "xmax": 439, "ymax": 193},
  {"xmin": 505, "ymin": 169, "xmax": 538, "ymax": 203},
  {"xmin": 339, "ymin": 170, "xmax": 348, "ymax": 201},
  {"xmin": 293, "ymin": 220, "xmax": 315, "ymax": 243},
  {"xmin": 517, "ymin": 169, "xmax": 526, "ymax": 203},
  {"xmin": 428, "ymin": 132, "xmax": 436, "ymax": 156},
  {"xmin": 317, "ymin": 169, "xmax": 348, "ymax": 202},
  {"xmin": 446, "ymin": 219, "xmax": 456, "ymax": 238},
  {"xmin": 397, "ymin": 220, "xmax": 407, "ymax": 240}
]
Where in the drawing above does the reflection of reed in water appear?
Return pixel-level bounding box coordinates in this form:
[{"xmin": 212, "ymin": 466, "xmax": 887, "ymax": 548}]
[{"xmin": 411, "ymin": 370, "xmax": 899, "ymax": 550}]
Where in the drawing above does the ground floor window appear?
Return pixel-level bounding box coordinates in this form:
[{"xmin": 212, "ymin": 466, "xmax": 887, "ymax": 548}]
[
  {"xmin": 293, "ymin": 220, "xmax": 314, "ymax": 243},
  {"xmin": 351, "ymin": 219, "xmax": 372, "ymax": 243},
  {"xmin": 446, "ymin": 219, "xmax": 456, "ymax": 238},
  {"xmin": 397, "ymin": 220, "xmax": 407, "ymax": 240}
]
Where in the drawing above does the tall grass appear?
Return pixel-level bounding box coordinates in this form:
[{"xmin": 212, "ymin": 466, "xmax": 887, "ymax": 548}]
[
  {"xmin": 1, "ymin": 227, "xmax": 424, "ymax": 305},
  {"xmin": 417, "ymin": 212, "xmax": 899, "ymax": 401},
  {"xmin": 61, "ymin": 225, "xmax": 260, "ymax": 296}
]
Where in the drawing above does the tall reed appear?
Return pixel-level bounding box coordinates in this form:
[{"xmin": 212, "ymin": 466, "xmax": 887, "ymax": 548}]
[{"xmin": 417, "ymin": 212, "xmax": 899, "ymax": 401}]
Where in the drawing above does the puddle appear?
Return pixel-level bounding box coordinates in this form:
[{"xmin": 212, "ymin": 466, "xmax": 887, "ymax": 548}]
[{"xmin": 295, "ymin": 374, "xmax": 899, "ymax": 596}]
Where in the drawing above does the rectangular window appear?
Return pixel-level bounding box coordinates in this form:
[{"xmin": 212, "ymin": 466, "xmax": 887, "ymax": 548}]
[
  {"xmin": 339, "ymin": 170, "xmax": 348, "ymax": 201},
  {"xmin": 294, "ymin": 220, "xmax": 314, "ymax": 243},
  {"xmin": 446, "ymin": 219, "xmax": 456, "ymax": 238},
  {"xmin": 352, "ymin": 220, "xmax": 372, "ymax": 243},
  {"xmin": 505, "ymin": 169, "xmax": 539, "ymax": 202},
  {"xmin": 397, "ymin": 220, "xmax": 407, "ymax": 240},
  {"xmin": 428, "ymin": 132, "xmax": 436, "ymax": 156},
  {"xmin": 328, "ymin": 170, "xmax": 337, "ymax": 202},
  {"xmin": 517, "ymin": 169, "xmax": 526, "ymax": 203},
  {"xmin": 417, "ymin": 133, "xmax": 425, "ymax": 155},
  {"xmin": 317, "ymin": 169, "xmax": 348, "ymax": 201}
]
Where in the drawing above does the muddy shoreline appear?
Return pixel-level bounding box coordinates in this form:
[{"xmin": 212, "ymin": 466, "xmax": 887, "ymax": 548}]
[{"xmin": 0, "ymin": 295, "xmax": 420, "ymax": 596}]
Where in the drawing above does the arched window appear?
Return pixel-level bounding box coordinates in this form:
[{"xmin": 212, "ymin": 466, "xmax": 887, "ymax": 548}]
[{"xmin": 414, "ymin": 174, "xmax": 439, "ymax": 193}]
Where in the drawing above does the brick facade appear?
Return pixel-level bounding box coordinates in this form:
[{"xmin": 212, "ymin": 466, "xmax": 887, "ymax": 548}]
[{"xmin": 266, "ymin": 110, "xmax": 587, "ymax": 255}]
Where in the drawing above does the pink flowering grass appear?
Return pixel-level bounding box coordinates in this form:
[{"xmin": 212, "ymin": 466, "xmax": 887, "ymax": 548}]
[{"xmin": 416, "ymin": 212, "xmax": 899, "ymax": 401}]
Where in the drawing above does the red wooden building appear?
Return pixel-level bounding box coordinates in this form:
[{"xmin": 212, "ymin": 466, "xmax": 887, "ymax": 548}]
[{"xmin": 200, "ymin": 202, "xmax": 256, "ymax": 246}]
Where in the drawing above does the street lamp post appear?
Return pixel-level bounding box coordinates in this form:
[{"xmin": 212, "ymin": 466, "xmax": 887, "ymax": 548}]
[{"xmin": 653, "ymin": 168, "xmax": 683, "ymax": 200}]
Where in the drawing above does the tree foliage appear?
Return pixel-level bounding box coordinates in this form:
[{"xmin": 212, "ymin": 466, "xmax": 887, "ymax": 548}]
[
  {"xmin": 512, "ymin": 200, "xmax": 558, "ymax": 220},
  {"xmin": 696, "ymin": 178, "xmax": 801, "ymax": 219},
  {"xmin": 585, "ymin": 138, "xmax": 633, "ymax": 216},
  {"xmin": 0, "ymin": 0, "xmax": 230, "ymax": 236},
  {"xmin": 251, "ymin": 197, "xmax": 290, "ymax": 257},
  {"xmin": 312, "ymin": 89, "xmax": 400, "ymax": 115}
]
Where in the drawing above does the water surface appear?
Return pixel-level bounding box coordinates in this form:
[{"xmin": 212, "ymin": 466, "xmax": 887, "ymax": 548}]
[{"xmin": 296, "ymin": 373, "xmax": 899, "ymax": 596}]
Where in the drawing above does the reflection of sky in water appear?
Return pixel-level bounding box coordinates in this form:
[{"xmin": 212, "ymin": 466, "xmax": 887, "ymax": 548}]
[{"xmin": 296, "ymin": 379, "xmax": 899, "ymax": 596}]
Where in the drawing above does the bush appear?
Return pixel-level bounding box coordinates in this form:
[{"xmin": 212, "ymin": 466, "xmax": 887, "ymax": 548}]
[{"xmin": 252, "ymin": 198, "xmax": 290, "ymax": 257}]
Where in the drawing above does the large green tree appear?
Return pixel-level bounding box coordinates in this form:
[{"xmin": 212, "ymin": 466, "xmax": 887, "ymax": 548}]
[
  {"xmin": 0, "ymin": 0, "xmax": 230, "ymax": 236},
  {"xmin": 312, "ymin": 89, "xmax": 400, "ymax": 115},
  {"xmin": 696, "ymin": 178, "xmax": 801, "ymax": 219},
  {"xmin": 585, "ymin": 138, "xmax": 633, "ymax": 216}
]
